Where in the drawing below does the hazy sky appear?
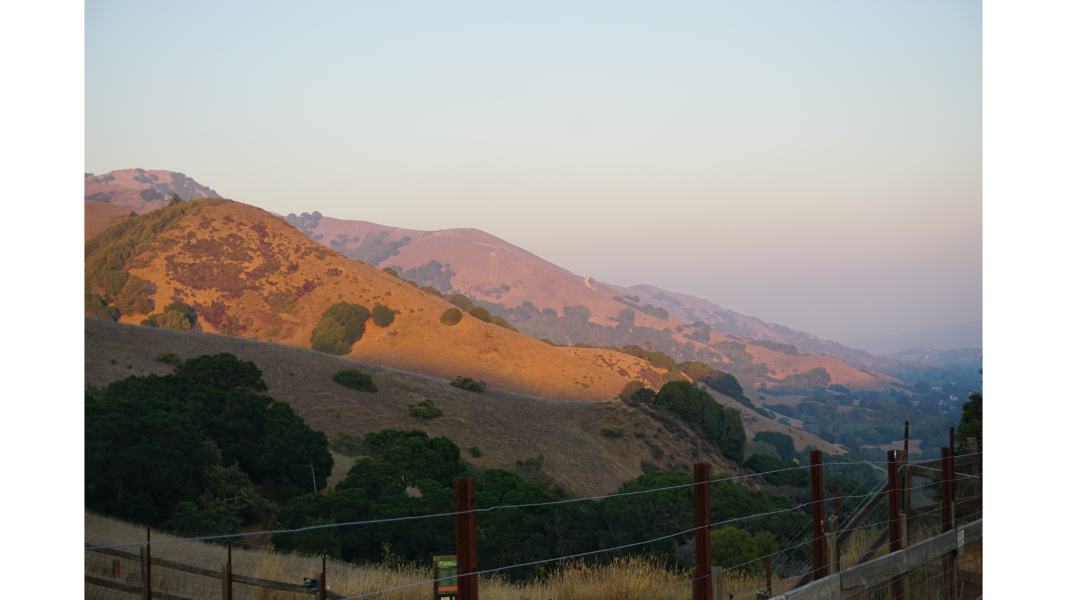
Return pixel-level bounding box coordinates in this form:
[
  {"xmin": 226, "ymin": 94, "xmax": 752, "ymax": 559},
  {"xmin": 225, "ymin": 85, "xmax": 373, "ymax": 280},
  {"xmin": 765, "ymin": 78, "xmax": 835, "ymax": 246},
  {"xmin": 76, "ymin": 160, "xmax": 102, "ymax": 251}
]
[{"xmin": 85, "ymin": 1, "xmax": 982, "ymax": 343}]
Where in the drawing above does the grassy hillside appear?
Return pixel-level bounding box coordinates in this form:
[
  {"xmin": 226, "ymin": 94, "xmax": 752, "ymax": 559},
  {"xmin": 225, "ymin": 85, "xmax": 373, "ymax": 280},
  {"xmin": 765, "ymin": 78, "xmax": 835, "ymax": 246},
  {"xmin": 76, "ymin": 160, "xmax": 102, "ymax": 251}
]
[
  {"xmin": 84, "ymin": 199, "xmax": 637, "ymax": 402},
  {"xmin": 85, "ymin": 169, "xmax": 223, "ymax": 213},
  {"xmin": 282, "ymin": 212, "xmax": 907, "ymax": 396},
  {"xmin": 85, "ymin": 318, "xmax": 750, "ymax": 496},
  {"xmin": 84, "ymin": 200, "xmax": 134, "ymax": 239}
]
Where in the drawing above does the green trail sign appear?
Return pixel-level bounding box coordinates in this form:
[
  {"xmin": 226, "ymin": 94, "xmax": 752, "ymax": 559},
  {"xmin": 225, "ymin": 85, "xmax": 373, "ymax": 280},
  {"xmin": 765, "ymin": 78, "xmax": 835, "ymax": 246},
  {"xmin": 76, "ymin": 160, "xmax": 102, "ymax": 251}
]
[{"xmin": 433, "ymin": 555, "xmax": 458, "ymax": 600}]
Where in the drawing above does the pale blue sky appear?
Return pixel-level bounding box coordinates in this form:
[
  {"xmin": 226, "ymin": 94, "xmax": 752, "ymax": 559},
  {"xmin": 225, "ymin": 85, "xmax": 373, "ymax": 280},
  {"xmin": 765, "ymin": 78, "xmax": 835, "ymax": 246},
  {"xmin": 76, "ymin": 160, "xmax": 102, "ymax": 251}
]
[{"xmin": 85, "ymin": 1, "xmax": 982, "ymax": 342}]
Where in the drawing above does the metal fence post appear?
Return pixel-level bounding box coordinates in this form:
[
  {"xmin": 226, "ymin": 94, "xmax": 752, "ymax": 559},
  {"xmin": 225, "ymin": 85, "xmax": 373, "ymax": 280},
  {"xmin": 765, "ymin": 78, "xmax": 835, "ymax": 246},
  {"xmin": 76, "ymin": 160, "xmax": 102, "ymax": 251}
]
[
  {"xmin": 694, "ymin": 463, "xmax": 711, "ymax": 600},
  {"xmin": 888, "ymin": 451, "xmax": 904, "ymax": 600},
  {"xmin": 141, "ymin": 526, "xmax": 152, "ymax": 600},
  {"xmin": 810, "ymin": 450, "xmax": 826, "ymax": 581},
  {"xmin": 317, "ymin": 552, "xmax": 327, "ymax": 600},
  {"xmin": 455, "ymin": 477, "xmax": 478, "ymax": 600}
]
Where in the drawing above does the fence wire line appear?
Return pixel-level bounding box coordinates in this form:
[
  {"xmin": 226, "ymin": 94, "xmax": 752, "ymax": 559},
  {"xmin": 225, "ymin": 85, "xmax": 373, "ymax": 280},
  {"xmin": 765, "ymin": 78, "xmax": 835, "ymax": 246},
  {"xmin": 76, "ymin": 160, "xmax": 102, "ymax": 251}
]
[
  {"xmin": 89, "ymin": 460, "xmax": 884, "ymax": 551},
  {"xmin": 334, "ymin": 502, "xmax": 826, "ymax": 600}
]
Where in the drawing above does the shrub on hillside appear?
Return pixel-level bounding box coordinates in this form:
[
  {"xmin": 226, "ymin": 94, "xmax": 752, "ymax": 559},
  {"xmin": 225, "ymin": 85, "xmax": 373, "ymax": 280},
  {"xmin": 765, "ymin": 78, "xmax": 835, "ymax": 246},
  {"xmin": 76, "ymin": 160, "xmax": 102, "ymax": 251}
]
[
  {"xmin": 618, "ymin": 380, "xmax": 646, "ymax": 402},
  {"xmin": 601, "ymin": 427, "xmax": 625, "ymax": 439},
  {"xmin": 468, "ymin": 446, "xmax": 481, "ymax": 457},
  {"xmin": 440, "ymin": 308, "xmax": 463, "ymax": 326},
  {"xmin": 311, "ymin": 302, "xmax": 371, "ymax": 355},
  {"xmin": 85, "ymin": 293, "xmax": 121, "ymax": 321},
  {"xmin": 450, "ymin": 377, "xmax": 486, "ymax": 393},
  {"xmin": 408, "ymin": 398, "xmax": 443, "ymax": 421},
  {"xmin": 332, "ymin": 369, "xmax": 378, "ymax": 393},
  {"xmin": 157, "ymin": 352, "xmax": 182, "ymax": 366},
  {"xmin": 112, "ymin": 274, "xmax": 155, "ymax": 316},
  {"xmin": 490, "ymin": 316, "xmax": 519, "ymax": 332},
  {"xmin": 371, "ymin": 304, "xmax": 396, "ymax": 327},
  {"xmin": 448, "ymin": 294, "xmax": 474, "ymax": 311},
  {"xmin": 469, "ymin": 306, "xmax": 493, "ymax": 323}
]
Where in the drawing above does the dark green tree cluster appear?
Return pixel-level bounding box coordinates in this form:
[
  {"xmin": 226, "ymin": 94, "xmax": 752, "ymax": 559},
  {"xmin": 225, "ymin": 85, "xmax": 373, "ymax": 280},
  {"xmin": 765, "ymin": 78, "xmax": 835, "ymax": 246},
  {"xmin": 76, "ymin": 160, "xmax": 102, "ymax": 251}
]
[
  {"xmin": 273, "ymin": 429, "xmax": 809, "ymax": 573},
  {"xmin": 439, "ymin": 294, "xmax": 519, "ymax": 332},
  {"xmin": 141, "ymin": 301, "xmax": 198, "ymax": 330},
  {"xmin": 440, "ymin": 307, "xmax": 463, "ymax": 325},
  {"xmin": 954, "ymin": 391, "xmax": 982, "ymax": 452},
  {"xmin": 371, "ymin": 304, "xmax": 396, "ymax": 328},
  {"xmin": 85, "ymin": 353, "xmax": 333, "ymax": 534},
  {"xmin": 311, "ymin": 302, "xmax": 388, "ymax": 355},
  {"xmin": 650, "ymin": 381, "xmax": 746, "ymax": 462},
  {"xmin": 742, "ymin": 454, "xmax": 807, "ymax": 488},
  {"xmin": 753, "ymin": 431, "xmax": 798, "ymax": 462},
  {"xmin": 332, "ymin": 369, "xmax": 378, "ymax": 393}
]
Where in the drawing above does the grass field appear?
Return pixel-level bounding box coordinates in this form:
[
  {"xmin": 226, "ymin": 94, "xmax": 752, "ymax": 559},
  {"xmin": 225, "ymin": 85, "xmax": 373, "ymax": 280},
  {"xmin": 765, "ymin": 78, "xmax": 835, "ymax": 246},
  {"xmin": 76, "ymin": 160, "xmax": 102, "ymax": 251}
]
[
  {"xmin": 85, "ymin": 318, "xmax": 751, "ymax": 497},
  {"xmin": 85, "ymin": 512, "xmax": 805, "ymax": 600}
]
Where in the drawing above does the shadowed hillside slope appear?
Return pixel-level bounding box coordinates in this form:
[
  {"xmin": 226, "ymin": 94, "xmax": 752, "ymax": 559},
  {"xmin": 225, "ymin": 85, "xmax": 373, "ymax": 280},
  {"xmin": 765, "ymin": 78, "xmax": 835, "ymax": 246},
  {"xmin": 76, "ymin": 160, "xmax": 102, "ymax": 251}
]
[{"xmin": 85, "ymin": 318, "xmax": 750, "ymax": 496}]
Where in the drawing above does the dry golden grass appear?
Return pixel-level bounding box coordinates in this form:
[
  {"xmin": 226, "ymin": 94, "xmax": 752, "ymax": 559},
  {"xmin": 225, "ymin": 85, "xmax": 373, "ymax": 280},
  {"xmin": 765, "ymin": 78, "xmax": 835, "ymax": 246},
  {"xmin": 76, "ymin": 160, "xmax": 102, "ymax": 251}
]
[
  {"xmin": 85, "ymin": 318, "xmax": 751, "ymax": 497},
  {"xmin": 85, "ymin": 200, "xmax": 135, "ymax": 239},
  {"xmin": 86, "ymin": 512, "xmax": 795, "ymax": 600},
  {"xmin": 104, "ymin": 199, "xmax": 632, "ymax": 402}
]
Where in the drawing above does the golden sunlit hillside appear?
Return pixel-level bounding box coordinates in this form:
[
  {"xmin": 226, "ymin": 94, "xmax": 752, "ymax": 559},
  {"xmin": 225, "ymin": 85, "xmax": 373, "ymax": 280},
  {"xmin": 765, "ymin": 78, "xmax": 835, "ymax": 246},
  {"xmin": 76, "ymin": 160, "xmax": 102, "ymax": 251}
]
[{"xmin": 84, "ymin": 199, "xmax": 637, "ymax": 402}]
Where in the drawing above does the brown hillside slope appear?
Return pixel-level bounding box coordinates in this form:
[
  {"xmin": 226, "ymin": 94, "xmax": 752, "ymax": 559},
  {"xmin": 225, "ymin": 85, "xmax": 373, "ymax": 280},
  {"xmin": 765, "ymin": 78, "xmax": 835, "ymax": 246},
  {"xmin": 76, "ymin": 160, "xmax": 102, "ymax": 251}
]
[
  {"xmin": 291, "ymin": 214, "xmax": 904, "ymax": 395},
  {"xmin": 627, "ymin": 283, "xmax": 895, "ymax": 372},
  {"xmin": 85, "ymin": 318, "xmax": 749, "ymax": 496},
  {"xmin": 291, "ymin": 215, "xmax": 678, "ymax": 331},
  {"xmin": 85, "ymin": 169, "xmax": 223, "ymax": 213},
  {"xmin": 87, "ymin": 200, "xmax": 631, "ymax": 401},
  {"xmin": 84, "ymin": 200, "xmax": 134, "ymax": 239}
]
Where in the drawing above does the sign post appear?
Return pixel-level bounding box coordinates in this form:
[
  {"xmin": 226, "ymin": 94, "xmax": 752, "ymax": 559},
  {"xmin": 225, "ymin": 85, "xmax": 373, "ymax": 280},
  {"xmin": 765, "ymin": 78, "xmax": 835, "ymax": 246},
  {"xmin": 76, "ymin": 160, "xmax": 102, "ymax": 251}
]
[{"xmin": 434, "ymin": 556, "xmax": 458, "ymax": 600}]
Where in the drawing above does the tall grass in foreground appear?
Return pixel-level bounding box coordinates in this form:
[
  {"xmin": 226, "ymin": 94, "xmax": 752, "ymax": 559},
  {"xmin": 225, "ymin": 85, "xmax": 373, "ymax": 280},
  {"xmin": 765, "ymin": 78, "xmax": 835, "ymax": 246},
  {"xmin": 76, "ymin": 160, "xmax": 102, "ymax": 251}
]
[{"xmin": 95, "ymin": 513, "xmax": 918, "ymax": 600}]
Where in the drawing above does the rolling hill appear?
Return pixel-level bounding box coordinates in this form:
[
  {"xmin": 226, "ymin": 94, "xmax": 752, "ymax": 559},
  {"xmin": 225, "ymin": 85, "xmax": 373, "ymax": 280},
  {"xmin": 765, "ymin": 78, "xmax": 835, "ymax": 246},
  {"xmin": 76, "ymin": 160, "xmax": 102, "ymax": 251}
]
[
  {"xmin": 282, "ymin": 212, "xmax": 907, "ymax": 396},
  {"xmin": 85, "ymin": 169, "xmax": 223, "ymax": 214},
  {"xmin": 84, "ymin": 198, "xmax": 661, "ymax": 402},
  {"xmin": 85, "ymin": 317, "xmax": 758, "ymax": 496}
]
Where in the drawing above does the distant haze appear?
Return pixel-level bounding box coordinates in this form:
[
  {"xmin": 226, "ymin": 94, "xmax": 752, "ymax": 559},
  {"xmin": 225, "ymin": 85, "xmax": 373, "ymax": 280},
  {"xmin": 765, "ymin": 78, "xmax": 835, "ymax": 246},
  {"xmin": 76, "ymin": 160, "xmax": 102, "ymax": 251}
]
[
  {"xmin": 86, "ymin": 1, "xmax": 981, "ymax": 342},
  {"xmin": 843, "ymin": 320, "xmax": 982, "ymax": 355}
]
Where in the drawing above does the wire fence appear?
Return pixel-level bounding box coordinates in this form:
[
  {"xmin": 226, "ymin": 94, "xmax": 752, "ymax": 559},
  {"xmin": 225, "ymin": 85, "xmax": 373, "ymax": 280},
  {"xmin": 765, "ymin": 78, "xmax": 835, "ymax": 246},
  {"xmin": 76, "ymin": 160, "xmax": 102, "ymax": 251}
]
[{"xmin": 85, "ymin": 450, "xmax": 982, "ymax": 600}]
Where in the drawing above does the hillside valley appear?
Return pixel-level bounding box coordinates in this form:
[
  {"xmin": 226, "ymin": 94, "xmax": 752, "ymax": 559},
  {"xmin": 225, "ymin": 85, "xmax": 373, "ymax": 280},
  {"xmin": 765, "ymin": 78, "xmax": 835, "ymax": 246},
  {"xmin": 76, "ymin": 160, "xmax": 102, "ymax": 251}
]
[{"xmin": 86, "ymin": 317, "xmax": 754, "ymax": 496}]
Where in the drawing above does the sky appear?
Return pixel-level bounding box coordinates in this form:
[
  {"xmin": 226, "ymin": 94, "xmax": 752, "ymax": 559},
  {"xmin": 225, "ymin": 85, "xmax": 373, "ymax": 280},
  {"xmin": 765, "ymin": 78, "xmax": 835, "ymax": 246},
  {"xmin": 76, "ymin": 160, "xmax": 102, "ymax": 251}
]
[{"xmin": 84, "ymin": 0, "xmax": 982, "ymax": 343}]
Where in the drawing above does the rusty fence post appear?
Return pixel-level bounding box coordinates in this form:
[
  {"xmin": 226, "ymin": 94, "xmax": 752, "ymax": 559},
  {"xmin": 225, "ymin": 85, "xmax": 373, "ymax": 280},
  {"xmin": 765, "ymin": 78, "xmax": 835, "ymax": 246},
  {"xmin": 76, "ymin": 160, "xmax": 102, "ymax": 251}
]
[
  {"xmin": 809, "ymin": 450, "xmax": 826, "ymax": 581},
  {"xmin": 141, "ymin": 526, "xmax": 152, "ymax": 600},
  {"xmin": 694, "ymin": 463, "xmax": 712, "ymax": 600},
  {"xmin": 220, "ymin": 539, "xmax": 233, "ymax": 600},
  {"xmin": 455, "ymin": 477, "xmax": 478, "ymax": 600},
  {"xmin": 317, "ymin": 552, "xmax": 327, "ymax": 600}
]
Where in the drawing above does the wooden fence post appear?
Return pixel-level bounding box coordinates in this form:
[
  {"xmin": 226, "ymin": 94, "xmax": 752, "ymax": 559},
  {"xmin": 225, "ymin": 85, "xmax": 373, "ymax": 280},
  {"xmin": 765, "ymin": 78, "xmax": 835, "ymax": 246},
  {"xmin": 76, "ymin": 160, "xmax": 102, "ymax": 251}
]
[
  {"xmin": 220, "ymin": 539, "xmax": 233, "ymax": 600},
  {"xmin": 455, "ymin": 477, "xmax": 478, "ymax": 600},
  {"xmin": 904, "ymin": 420, "xmax": 913, "ymax": 546},
  {"xmin": 825, "ymin": 514, "xmax": 838, "ymax": 575},
  {"xmin": 141, "ymin": 526, "xmax": 152, "ymax": 600},
  {"xmin": 810, "ymin": 450, "xmax": 826, "ymax": 581},
  {"xmin": 710, "ymin": 566, "xmax": 724, "ymax": 600},
  {"xmin": 977, "ymin": 441, "xmax": 985, "ymax": 585},
  {"xmin": 887, "ymin": 451, "xmax": 904, "ymax": 600},
  {"xmin": 694, "ymin": 463, "xmax": 712, "ymax": 600},
  {"xmin": 317, "ymin": 553, "xmax": 327, "ymax": 600},
  {"xmin": 940, "ymin": 447, "xmax": 956, "ymax": 599}
]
